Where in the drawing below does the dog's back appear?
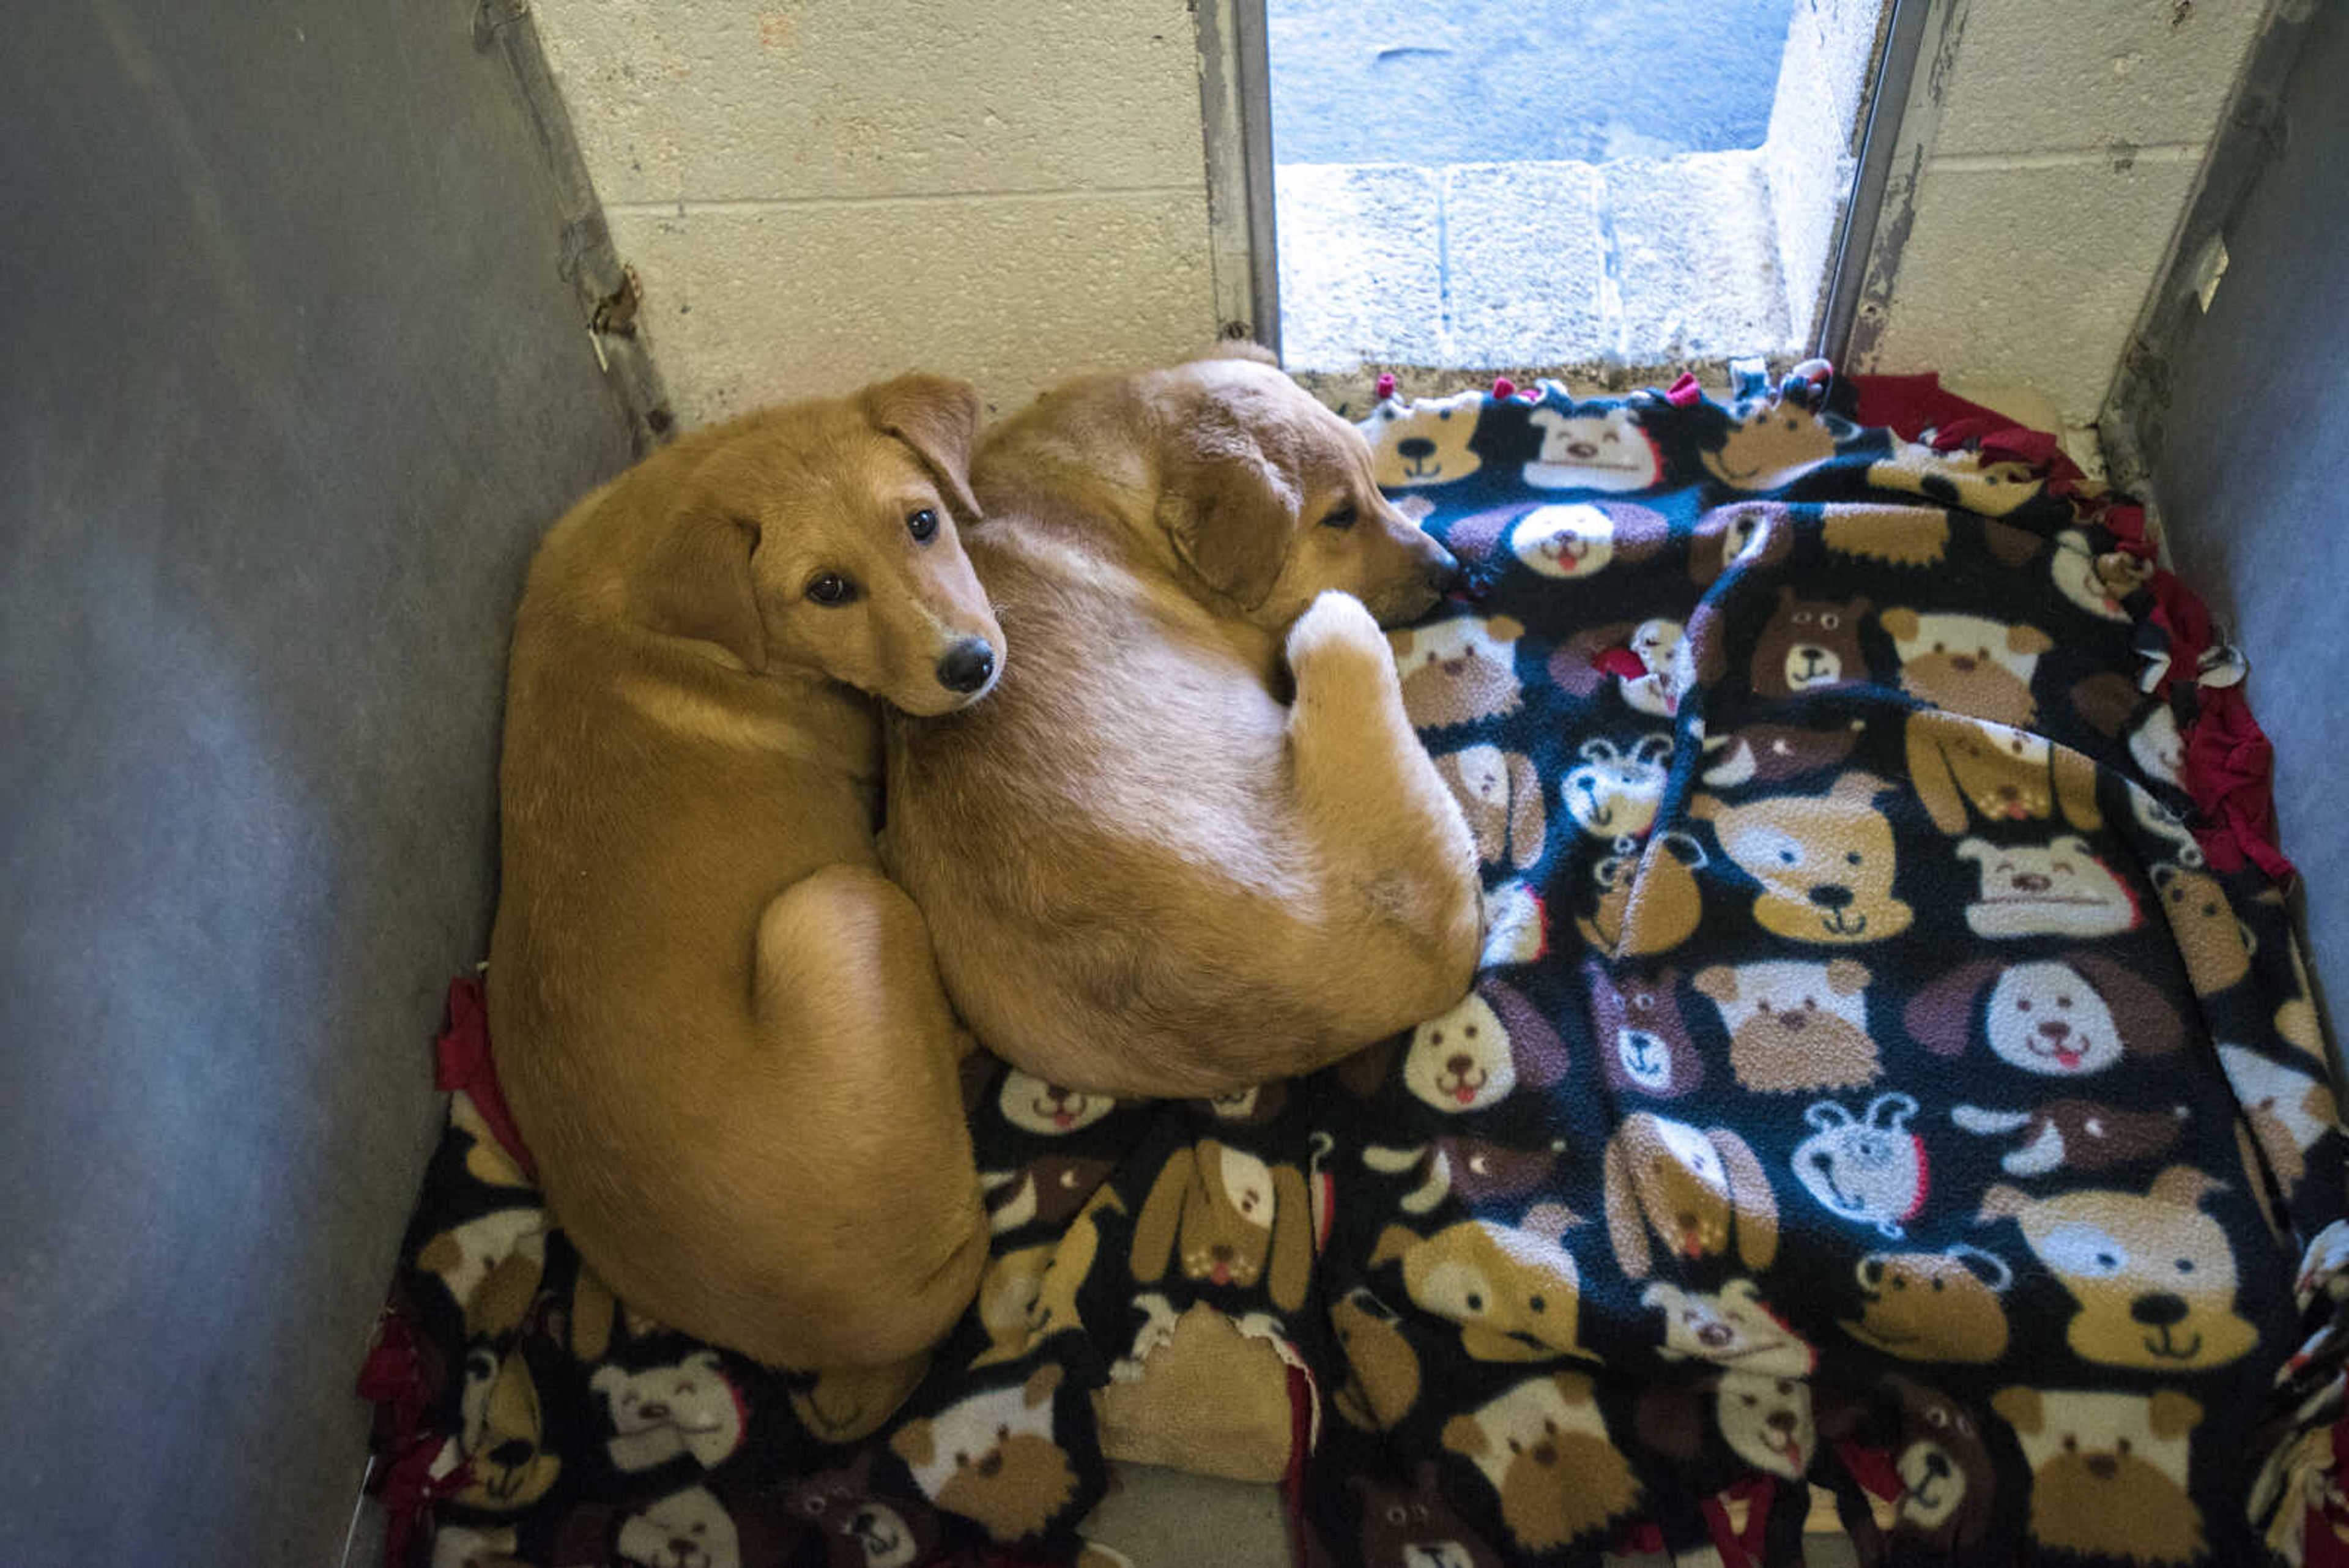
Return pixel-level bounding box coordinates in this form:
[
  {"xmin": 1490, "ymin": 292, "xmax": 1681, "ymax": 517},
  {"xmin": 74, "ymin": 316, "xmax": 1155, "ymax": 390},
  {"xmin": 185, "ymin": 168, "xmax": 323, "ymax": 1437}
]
[{"xmin": 883, "ymin": 357, "xmax": 1480, "ymax": 1096}]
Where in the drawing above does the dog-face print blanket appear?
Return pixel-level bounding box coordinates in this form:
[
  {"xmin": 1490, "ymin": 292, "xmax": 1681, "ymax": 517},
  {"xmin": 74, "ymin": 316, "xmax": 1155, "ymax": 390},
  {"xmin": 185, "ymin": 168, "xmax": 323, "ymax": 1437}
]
[{"xmin": 364, "ymin": 374, "xmax": 2348, "ymax": 1568}]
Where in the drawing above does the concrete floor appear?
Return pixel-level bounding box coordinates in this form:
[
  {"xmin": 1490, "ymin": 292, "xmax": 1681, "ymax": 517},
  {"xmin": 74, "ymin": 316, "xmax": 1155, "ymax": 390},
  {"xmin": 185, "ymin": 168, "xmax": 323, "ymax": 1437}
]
[{"xmin": 1267, "ymin": 0, "xmax": 1797, "ymax": 164}]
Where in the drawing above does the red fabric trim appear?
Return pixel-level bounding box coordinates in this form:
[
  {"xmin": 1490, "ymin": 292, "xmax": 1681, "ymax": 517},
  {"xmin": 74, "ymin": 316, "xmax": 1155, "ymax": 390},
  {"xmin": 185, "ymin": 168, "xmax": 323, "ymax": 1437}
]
[
  {"xmin": 1665, "ymin": 371, "xmax": 1704, "ymax": 407},
  {"xmin": 434, "ymin": 975, "xmax": 535, "ymax": 1178},
  {"xmin": 1701, "ymin": 1476, "xmax": 1775, "ymax": 1567},
  {"xmin": 1835, "ymin": 1437, "xmax": 1905, "ymax": 1503}
]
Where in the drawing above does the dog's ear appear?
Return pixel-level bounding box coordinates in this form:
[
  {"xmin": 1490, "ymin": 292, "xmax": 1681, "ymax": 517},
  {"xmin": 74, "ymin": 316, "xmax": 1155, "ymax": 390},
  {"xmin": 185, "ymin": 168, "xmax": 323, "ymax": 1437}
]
[
  {"xmin": 1332, "ymin": 1035, "xmax": 1400, "ymax": 1098},
  {"xmin": 861, "ymin": 373, "xmax": 982, "ymax": 521},
  {"xmin": 1632, "ymin": 1386, "xmax": 1706, "ymax": 1461},
  {"xmin": 637, "ymin": 507, "xmax": 766, "ymax": 672},
  {"xmin": 1715, "ymin": 1131, "xmax": 1778, "ymax": 1272},
  {"xmin": 1602, "ymin": 1131, "xmax": 1653, "ymax": 1280},
  {"xmin": 891, "ymin": 1417, "xmax": 937, "ymax": 1469},
  {"xmin": 1156, "ymin": 404, "xmax": 1296, "ymax": 612},
  {"xmin": 2150, "ymin": 1164, "xmax": 2221, "ymax": 1210},
  {"xmin": 1440, "ymin": 1413, "xmax": 1488, "ymax": 1458},
  {"xmin": 1023, "ymin": 1362, "xmax": 1065, "ymax": 1408},
  {"xmin": 1904, "ymin": 959, "xmax": 1998, "ymax": 1055},
  {"xmin": 2074, "ymin": 952, "xmax": 2188, "ymax": 1057},
  {"xmin": 1490, "ymin": 980, "xmax": 1570, "ymax": 1089},
  {"xmin": 1128, "ymin": 1145, "xmax": 1197, "ymax": 1285},
  {"xmin": 1976, "ymin": 1184, "xmax": 2030, "ymax": 1224},
  {"xmin": 1267, "ymin": 1164, "xmax": 1315, "ymax": 1313},
  {"xmin": 1990, "ymin": 1386, "xmax": 2041, "ymax": 1435},
  {"xmin": 1879, "ymin": 606, "xmax": 1920, "ymax": 642},
  {"xmin": 2148, "ymin": 1388, "xmax": 2203, "ymax": 1440},
  {"xmin": 1186, "ymin": 340, "xmax": 1280, "ymax": 366}
]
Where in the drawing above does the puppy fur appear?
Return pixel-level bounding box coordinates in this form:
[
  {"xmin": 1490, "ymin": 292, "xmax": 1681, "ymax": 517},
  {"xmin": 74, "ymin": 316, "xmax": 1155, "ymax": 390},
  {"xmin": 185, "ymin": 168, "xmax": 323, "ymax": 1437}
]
[
  {"xmin": 881, "ymin": 350, "xmax": 1481, "ymax": 1095},
  {"xmin": 487, "ymin": 380, "xmax": 1000, "ymax": 1372}
]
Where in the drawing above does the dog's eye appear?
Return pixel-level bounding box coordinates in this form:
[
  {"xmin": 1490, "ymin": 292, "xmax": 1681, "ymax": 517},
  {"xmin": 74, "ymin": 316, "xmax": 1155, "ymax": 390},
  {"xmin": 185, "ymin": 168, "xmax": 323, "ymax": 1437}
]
[
  {"xmin": 1320, "ymin": 502, "xmax": 1359, "ymax": 530},
  {"xmin": 907, "ymin": 507, "xmax": 939, "ymax": 542},
  {"xmin": 806, "ymin": 572, "xmax": 858, "ymax": 605}
]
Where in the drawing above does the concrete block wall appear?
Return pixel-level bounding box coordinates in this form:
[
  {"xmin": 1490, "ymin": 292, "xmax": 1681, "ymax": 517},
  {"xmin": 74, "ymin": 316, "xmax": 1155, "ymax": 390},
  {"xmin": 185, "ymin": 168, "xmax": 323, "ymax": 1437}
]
[
  {"xmin": 1851, "ymin": 0, "xmax": 2273, "ymax": 426},
  {"xmin": 533, "ymin": 0, "xmax": 1224, "ymax": 425}
]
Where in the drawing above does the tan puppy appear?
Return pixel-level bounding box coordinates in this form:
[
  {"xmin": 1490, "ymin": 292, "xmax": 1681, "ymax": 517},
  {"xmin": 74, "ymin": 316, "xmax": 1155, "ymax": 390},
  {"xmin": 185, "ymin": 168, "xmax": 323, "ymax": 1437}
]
[
  {"xmin": 488, "ymin": 377, "xmax": 1002, "ymax": 1372},
  {"xmin": 882, "ymin": 349, "xmax": 1480, "ymax": 1095}
]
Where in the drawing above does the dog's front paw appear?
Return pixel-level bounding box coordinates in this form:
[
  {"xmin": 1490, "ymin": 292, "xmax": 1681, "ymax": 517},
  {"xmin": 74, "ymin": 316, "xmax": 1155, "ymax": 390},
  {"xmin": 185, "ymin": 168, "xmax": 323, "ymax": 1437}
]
[{"xmin": 1284, "ymin": 590, "xmax": 1386, "ymax": 675}]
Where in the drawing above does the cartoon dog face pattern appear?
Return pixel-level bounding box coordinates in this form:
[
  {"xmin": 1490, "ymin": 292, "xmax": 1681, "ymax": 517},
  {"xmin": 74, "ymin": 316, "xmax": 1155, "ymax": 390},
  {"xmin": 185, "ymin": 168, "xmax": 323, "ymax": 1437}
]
[{"xmin": 374, "ymin": 386, "xmax": 2334, "ymax": 1568}]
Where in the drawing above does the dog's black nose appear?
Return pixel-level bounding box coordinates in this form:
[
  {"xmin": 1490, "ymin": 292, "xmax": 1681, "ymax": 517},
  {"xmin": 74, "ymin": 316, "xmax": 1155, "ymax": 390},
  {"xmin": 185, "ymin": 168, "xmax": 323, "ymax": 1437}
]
[
  {"xmin": 1423, "ymin": 544, "xmax": 1462, "ymax": 595},
  {"xmin": 2131, "ymin": 1291, "xmax": 2190, "ymax": 1326},
  {"xmin": 1397, "ymin": 436, "xmax": 1436, "ymax": 460},
  {"xmin": 936, "ymin": 639, "xmax": 996, "ymax": 693},
  {"xmin": 1808, "ymin": 885, "xmax": 1855, "ymax": 910}
]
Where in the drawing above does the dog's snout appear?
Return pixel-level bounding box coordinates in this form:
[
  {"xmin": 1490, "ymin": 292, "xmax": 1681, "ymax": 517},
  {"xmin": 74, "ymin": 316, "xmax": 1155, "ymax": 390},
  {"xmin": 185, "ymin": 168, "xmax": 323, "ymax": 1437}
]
[
  {"xmin": 1422, "ymin": 543, "xmax": 1463, "ymax": 596},
  {"xmin": 935, "ymin": 638, "xmax": 996, "ymax": 694},
  {"xmin": 2131, "ymin": 1291, "xmax": 2190, "ymax": 1327}
]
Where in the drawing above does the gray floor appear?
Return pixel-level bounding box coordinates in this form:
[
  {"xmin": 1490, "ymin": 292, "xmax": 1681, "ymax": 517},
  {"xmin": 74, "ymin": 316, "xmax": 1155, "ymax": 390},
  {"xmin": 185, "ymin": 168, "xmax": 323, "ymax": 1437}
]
[
  {"xmin": 0, "ymin": 6, "xmax": 636, "ymax": 1565},
  {"xmin": 1267, "ymin": 0, "xmax": 1795, "ymax": 164}
]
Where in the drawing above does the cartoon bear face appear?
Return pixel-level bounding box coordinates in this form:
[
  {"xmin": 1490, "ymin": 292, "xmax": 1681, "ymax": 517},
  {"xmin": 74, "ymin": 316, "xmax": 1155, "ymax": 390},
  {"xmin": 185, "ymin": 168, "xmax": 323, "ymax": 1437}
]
[
  {"xmin": 2151, "ymin": 863, "xmax": 2253, "ymax": 997},
  {"xmin": 1992, "ymin": 1387, "xmax": 2204, "ymax": 1564},
  {"xmin": 1702, "ymin": 400, "xmax": 1843, "ymax": 491},
  {"xmin": 1885, "ymin": 1378, "xmax": 1997, "ymax": 1549},
  {"xmin": 1523, "ymin": 406, "xmax": 1661, "ymax": 492},
  {"xmin": 1440, "ymin": 1372, "xmax": 1641, "ymax": 1552},
  {"xmin": 1981, "ymin": 1167, "xmax": 2257, "ymax": 1371},
  {"xmin": 1586, "ymin": 963, "xmax": 1704, "ymax": 1097},
  {"xmin": 1371, "ymin": 1211, "xmax": 1594, "ymax": 1363},
  {"xmin": 616, "ymin": 1485, "xmax": 740, "ymax": 1568},
  {"xmin": 1749, "ymin": 585, "xmax": 1872, "ymax": 696},
  {"xmin": 1694, "ymin": 958, "xmax": 1878, "ymax": 1093},
  {"xmin": 1693, "ymin": 772, "xmax": 1913, "ymax": 944},
  {"xmin": 890, "ymin": 1367, "xmax": 1076, "ymax": 1544},
  {"xmin": 996, "ymin": 1068, "xmax": 1115, "ymax": 1135},
  {"xmin": 1879, "ymin": 608, "xmax": 2053, "ymax": 728},
  {"xmin": 1560, "ymin": 735, "xmax": 1673, "ymax": 839},
  {"xmin": 591, "ymin": 1350, "xmax": 747, "ymax": 1472},
  {"xmin": 1842, "ymin": 1245, "xmax": 2013, "ymax": 1363},
  {"xmin": 1389, "ymin": 613, "xmax": 1526, "ymax": 729},
  {"xmin": 1359, "ymin": 390, "xmax": 1485, "ymax": 488},
  {"xmin": 1956, "ymin": 836, "xmax": 2137, "ymax": 938},
  {"xmin": 784, "ymin": 1451, "xmax": 937, "ymax": 1568},
  {"xmin": 1642, "ymin": 1279, "xmax": 1814, "ymax": 1375},
  {"xmin": 1350, "ymin": 1462, "xmax": 1501, "ymax": 1568}
]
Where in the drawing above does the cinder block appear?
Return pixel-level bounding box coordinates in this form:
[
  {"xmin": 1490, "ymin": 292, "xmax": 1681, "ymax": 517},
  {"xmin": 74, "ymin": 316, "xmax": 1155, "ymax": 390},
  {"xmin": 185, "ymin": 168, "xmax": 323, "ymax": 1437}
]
[
  {"xmin": 1935, "ymin": 0, "xmax": 2265, "ymax": 157},
  {"xmin": 1274, "ymin": 163, "xmax": 1445, "ymax": 371},
  {"xmin": 1606, "ymin": 152, "xmax": 1792, "ymax": 361},
  {"xmin": 535, "ymin": 0, "xmax": 1208, "ymax": 206},
  {"xmin": 612, "ymin": 189, "xmax": 1218, "ymax": 427},
  {"xmin": 1442, "ymin": 160, "xmax": 1608, "ymax": 368},
  {"xmin": 1860, "ymin": 155, "xmax": 2201, "ymax": 423}
]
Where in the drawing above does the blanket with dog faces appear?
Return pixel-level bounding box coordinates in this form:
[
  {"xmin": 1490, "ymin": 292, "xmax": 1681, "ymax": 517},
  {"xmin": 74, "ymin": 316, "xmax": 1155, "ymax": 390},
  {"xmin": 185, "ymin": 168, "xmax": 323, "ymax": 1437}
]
[{"xmin": 365, "ymin": 376, "xmax": 2348, "ymax": 1568}]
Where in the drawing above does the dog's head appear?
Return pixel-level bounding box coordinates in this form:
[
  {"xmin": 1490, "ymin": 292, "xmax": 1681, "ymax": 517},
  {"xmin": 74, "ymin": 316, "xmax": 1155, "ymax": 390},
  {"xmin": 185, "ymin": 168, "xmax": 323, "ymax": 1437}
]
[
  {"xmin": 630, "ymin": 375, "xmax": 1003, "ymax": 716},
  {"xmin": 1147, "ymin": 355, "xmax": 1458, "ymax": 628}
]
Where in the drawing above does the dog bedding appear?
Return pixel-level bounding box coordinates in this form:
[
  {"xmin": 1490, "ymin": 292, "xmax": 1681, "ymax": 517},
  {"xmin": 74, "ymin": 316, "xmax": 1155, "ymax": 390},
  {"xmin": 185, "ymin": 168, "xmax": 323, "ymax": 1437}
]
[{"xmin": 363, "ymin": 371, "xmax": 2349, "ymax": 1568}]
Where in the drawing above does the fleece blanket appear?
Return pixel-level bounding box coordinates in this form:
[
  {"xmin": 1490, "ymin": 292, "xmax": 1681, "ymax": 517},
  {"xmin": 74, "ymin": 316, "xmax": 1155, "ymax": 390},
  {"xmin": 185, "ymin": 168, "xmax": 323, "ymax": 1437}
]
[{"xmin": 363, "ymin": 372, "xmax": 2348, "ymax": 1568}]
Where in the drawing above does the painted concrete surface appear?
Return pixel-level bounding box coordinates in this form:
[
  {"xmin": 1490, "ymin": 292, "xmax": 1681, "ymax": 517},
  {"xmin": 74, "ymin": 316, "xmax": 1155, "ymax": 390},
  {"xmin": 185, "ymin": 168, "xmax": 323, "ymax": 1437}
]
[
  {"xmin": 1853, "ymin": 0, "xmax": 2271, "ymax": 426},
  {"xmin": 0, "ymin": 4, "xmax": 638, "ymax": 1565},
  {"xmin": 2139, "ymin": 0, "xmax": 2349, "ymax": 1051},
  {"xmin": 1267, "ymin": 0, "xmax": 1798, "ymax": 163},
  {"xmin": 533, "ymin": 0, "xmax": 1221, "ymax": 426}
]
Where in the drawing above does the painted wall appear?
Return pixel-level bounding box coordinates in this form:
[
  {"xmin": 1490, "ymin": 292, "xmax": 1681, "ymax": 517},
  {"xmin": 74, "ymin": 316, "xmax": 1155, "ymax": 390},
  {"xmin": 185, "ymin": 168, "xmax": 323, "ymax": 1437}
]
[
  {"xmin": 2130, "ymin": 0, "xmax": 2349, "ymax": 1043},
  {"xmin": 0, "ymin": 6, "xmax": 638, "ymax": 1563},
  {"xmin": 1852, "ymin": 0, "xmax": 2274, "ymax": 426},
  {"xmin": 535, "ymin": 0, "xmax": 1223, "ymax": 426}
]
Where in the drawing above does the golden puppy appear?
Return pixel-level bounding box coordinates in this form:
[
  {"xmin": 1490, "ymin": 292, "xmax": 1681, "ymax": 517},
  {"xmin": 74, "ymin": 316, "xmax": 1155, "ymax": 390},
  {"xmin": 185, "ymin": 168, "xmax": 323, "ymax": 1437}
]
[
  {"xmin": 881, "ymin": 349, "xmax": 1481, "ymax": 1096},
  {"xmin": 488, "ymin": 377, "xmax": 1001, "ymax": 1372}
]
